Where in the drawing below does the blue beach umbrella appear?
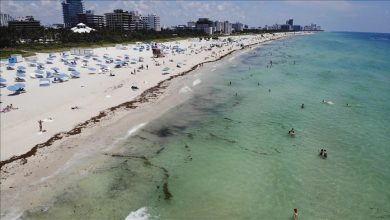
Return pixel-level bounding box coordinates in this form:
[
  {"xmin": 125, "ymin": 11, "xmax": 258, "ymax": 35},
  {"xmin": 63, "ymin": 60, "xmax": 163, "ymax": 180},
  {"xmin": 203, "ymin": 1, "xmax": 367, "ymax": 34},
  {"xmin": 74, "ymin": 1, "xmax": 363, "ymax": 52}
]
[
  {"xmin": 71, "ymin": 70, "xmax": 80, "ymax": 75},
  {"xmin": 35, "ymin": 69, "xmax": 45, "ymax": 74},
  {"xmin": 16, "ymin": 73, "xmax": 26, "ymax": 78},
  {"xmin": 15, "ymin": 83, "xmax": 26, "ymax": 88},
  {"xmin": 7, "ymin": 83, "xmax": 25, "ymax": 91},
  {"xmin": 0, "ymin": 77, "xmax": 6, "ymax": 82},
  {"xmin": 39, "ymin": 78, "xmax": 50, "ymax": 86},
  {"xmin": 88, "ymin": 67, "xmax": 97, "ymax": 71},
  {"xmin": 57, "ymin": 73, "xmax": 69, "ymax": 78},
  {"xmin": 7, "ymin": 85, "xmax": 20, "ymax": 91}
]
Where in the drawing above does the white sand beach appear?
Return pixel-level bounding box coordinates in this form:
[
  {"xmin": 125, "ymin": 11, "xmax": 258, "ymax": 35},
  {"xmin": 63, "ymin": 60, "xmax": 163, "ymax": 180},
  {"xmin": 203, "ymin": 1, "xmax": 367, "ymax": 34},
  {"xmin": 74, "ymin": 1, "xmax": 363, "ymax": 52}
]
[{"xmin": 0, "ymin": 33, "xmax": 306, "ymax": 162}]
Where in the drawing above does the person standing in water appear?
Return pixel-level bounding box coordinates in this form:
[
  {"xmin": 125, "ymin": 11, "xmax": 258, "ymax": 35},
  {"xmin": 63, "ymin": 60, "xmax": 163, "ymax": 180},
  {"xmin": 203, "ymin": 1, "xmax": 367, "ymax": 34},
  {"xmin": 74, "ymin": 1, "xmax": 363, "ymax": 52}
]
[
  {"xmin": 293, "ymin": 208, "xmax": 298, "ymax": 220},
  {"xmin": 301, "ymin": 103, "xmax": 305, "ymax": 109}
]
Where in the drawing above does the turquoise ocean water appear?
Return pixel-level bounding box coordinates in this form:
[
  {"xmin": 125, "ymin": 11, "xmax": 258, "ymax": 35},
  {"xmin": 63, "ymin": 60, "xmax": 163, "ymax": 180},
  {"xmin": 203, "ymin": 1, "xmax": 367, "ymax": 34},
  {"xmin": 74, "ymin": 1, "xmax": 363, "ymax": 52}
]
[{"xmin": 23, "ymin": 32, "xmax": 390, "ymax": 220}]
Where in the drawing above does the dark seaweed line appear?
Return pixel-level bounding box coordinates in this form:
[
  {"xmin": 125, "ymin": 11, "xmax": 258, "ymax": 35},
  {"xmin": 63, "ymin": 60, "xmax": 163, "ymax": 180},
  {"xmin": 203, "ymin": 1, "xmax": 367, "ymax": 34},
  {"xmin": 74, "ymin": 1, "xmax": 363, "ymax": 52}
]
[
  {"xmin": 0, "ymin": 37, "xmax": 273, "ymax": 170},
  {"xmin": 104, "ymin": 152, "xmax": 172, "ymax": 200}
]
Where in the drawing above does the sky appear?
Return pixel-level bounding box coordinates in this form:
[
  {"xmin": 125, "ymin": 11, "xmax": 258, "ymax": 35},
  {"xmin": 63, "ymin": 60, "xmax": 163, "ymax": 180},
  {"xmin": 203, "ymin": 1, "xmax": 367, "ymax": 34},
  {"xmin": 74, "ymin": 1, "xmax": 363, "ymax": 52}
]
[{"xmin": 1, "ymin": 0, "xmax": 390, "ymax": 33}]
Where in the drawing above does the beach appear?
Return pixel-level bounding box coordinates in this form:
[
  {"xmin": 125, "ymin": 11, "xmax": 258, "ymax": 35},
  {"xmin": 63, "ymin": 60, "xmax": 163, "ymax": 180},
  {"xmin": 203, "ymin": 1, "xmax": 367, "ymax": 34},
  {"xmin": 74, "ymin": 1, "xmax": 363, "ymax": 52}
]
[
  {"xmin": 0, "ymin": 32, "xmax": 300, "ymax": 162},
  {"xmin": 0, "ymin": 32, "xmax": 311, "ymax": 218}
]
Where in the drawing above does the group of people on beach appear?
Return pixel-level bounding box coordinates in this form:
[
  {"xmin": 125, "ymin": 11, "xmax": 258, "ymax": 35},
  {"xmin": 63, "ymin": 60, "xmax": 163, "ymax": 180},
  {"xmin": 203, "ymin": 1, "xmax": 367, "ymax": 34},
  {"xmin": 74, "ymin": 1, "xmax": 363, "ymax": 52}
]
[{"xmin": 1, "ymin": 104, "xmax": 18, "ymax": 113}]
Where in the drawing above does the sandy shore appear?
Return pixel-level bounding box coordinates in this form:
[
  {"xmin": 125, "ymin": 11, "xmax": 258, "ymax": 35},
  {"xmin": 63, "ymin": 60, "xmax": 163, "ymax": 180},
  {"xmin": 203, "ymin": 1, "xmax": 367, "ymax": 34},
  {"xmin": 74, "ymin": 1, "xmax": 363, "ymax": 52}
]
[{"xmin": 0, "ymin": 32, "xmax": 312, "ymax": 218}]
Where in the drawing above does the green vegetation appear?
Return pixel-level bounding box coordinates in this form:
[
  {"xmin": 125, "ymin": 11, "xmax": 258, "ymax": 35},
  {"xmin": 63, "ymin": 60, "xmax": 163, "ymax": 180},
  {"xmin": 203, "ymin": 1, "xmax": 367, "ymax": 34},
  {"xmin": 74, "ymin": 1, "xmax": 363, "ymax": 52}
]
[{"xmin": 0, "ymin": 26, "xmax": 291, "ymax": 58}]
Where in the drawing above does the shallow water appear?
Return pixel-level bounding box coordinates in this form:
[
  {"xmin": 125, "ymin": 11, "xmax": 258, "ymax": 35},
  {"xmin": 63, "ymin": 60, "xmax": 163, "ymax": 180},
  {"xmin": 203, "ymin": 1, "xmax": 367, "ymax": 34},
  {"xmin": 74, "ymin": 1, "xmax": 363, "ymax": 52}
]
[{"xmin": 21, "ymin": 32, "xmax": 390, "ymax": 220}]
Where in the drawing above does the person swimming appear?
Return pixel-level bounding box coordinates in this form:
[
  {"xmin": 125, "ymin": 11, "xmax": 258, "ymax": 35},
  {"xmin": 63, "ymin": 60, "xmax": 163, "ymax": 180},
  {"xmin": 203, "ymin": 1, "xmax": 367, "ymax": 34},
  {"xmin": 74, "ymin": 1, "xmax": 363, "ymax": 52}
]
[{"xmin": 288, "ymin": 128, "xmax": 295, "ymax": 136}]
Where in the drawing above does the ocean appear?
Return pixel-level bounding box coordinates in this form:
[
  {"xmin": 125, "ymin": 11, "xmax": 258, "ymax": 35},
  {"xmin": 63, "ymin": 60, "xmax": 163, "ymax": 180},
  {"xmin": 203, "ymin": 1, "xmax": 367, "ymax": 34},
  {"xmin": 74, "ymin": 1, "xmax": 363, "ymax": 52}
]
[{"xmin": 21, "ymin": 32, "xmax": 390, "ymax": 220}]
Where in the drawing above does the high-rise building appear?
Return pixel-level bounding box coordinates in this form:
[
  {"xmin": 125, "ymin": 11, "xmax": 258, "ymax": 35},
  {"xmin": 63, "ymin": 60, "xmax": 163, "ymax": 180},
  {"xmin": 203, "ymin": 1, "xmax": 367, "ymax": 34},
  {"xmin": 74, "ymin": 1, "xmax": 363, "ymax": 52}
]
[
  {"xmin": 77, "ymin": 10, "xmax": 104, "ymax": 29},
  {"xmin": 214, "ymin": 21, "xmax": 223, "ymax": 33},
  {"xmin": 8, "ymin": 16, "xmax": 41, "ymax": 31},
  {"xmin": 232, "ymin": 22, "xmax": 244, "ymax": 32},
  {"xmin": 129, "ymin": 11, "xmax": 144, "ymax": 31},
  {"xmin": 62, "ymin": 0, "xmax": 84, "ymax": 27},
  {"xmin": 286, "ymin": 19, "xmax": 293, "ymax": 26},
  {"xmin": 0, "ymin": 13, "xmax": 13, "ymax": 27},
  {"xmin": 145, "ymin": 14, "xmax": 161, "ymax": 31},
  {"xmin": 105, "ymin": 9, "xmax": 131, "ymax": 31},
  {"xmin": 223, "ymin": 21, "xmax": 232, "ymax": 34},
  {"xmin": 196, "ymin": 18, "xmax": 213, "ymax": 34}
]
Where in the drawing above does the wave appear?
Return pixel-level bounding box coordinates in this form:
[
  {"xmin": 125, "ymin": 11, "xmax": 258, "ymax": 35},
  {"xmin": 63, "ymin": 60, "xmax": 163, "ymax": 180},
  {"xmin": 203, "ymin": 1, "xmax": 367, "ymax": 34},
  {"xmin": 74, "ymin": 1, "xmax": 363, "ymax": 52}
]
[
  {"xmin": 192, "ymin": 79, "xmax": 201, "ymax": 86},
  {"xmin": 179, "ymin": 86, "xmax": 192, "ymax": 93},
  {"xmin": 104, "ymin": 122, "xmax": 148, "ymax": 151},
  {"xmin": 125, "ymin": 207, "xmax": 150, "ymax": 220},
  {"xmin": 1, "ymin": 208, "xmax": 24, "ymax": 220}
]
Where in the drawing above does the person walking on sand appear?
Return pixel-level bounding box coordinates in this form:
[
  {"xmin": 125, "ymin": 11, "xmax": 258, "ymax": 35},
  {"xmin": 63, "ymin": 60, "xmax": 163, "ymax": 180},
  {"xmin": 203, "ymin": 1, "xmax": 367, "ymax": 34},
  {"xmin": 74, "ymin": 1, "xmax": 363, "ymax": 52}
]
[
  {"xmin": 38, "ymin": 120, "xmax": 43, "ymax": 132},
  {"xmin": 293, "ymin": 208, "xmax": 298, "ymax": 220}
]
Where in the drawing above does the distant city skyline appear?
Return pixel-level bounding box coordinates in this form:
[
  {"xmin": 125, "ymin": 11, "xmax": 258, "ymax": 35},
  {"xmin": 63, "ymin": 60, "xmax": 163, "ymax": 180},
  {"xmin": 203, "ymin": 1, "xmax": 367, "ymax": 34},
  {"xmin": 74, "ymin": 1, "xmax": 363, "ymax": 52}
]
[{"xmin": 1, "ymin": 0, "xmax": 390, "ymax": 33}]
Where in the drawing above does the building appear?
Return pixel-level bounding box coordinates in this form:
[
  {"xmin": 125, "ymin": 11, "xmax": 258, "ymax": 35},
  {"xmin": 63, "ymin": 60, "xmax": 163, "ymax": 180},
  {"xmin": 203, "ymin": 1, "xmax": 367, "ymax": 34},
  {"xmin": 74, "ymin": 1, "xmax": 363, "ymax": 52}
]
[
  {"xmin": 280, "ymin": 24, "xmax": 292, "ymax": 31},
  {"xmin": 187, "ymin": 21, "xmax": 196, "ymax": 29},
  {"xmin": 51, "ymin": 24, "xmax": 65, "ymax": 29},
  {"xmin": 223, "ymin": 21, "xmax": 232, "ymax": 34},
  {"xmin": 105, "ymin": 9, "xmax": 131, "ymax": 31},
  {"xmin": 145, "ymin": 14, "xmax": 161, "ymax": 31},
  {"xmin": 232, "ymin": 22, "xmax": 244, "ymax": 32},
  {"xmin": 77, "ymin": 10, "xmax": 104, "ymax": 29},
  {"xmin": 62, "ymin": 0, "xmax": 84, "ymax": 28},
  {"xmin": 292, "ymin": 25, "xmax": 302, "ymax": 31},
  {"xmin": 0, "ymin": 13, "xmax": 13, "ymax": 27},
  {"xmin": 8, "ymin": 16, "xmax": 41, "ymax": 31},
  {"xmin": 196, "ymin": 18, "xmax": 213, "ymax": 34},
  {"xmin": 214, "ymin": 21, "xmax": 223, "ymax": 33},
  {"xmin": 129, "ymin": 11, "xmax": 146, "ymax": 31},
  {"xmin": 286, "ymin": 19, "xmax": 293, "ymax": 26}
]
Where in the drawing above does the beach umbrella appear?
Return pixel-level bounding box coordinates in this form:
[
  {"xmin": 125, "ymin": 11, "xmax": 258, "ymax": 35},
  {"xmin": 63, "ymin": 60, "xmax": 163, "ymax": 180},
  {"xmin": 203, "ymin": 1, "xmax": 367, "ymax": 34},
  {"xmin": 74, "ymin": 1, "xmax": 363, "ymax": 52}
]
[
  {"xmin": 7, "ymin": 83, "xmax": 25, "ymax": 91},
  {"xmin": 51, "ymin": 67, "xmax": 60, "ymax": 71},
  {"xmin": 37, "ymin": 62, "xmax": 45, "ymax": 66},
  {"xmin": 16, "ymin": 73, "xmax": 26, "ymax": 78},
  {"xmin": 71, "ymin": 70, "xmax": 80, "ymax": 75},
  {"xmin": 57, "ymin": 73, "xmax": 69, "ymax": 78},
  {"xmin": 88, "ymin": 67, "xmax": 97, "ymax": 71},
  {"xmin": 17, "ymin": 66, "xmax": 26, "ymax": 70},
  {"xmin": 100, "ymin": 65, "xmax": 108, "ymax": 69},
  {"xmin": 39, "ymin": 78, "xmax": 50, "ymax": 87},
  {"xmin": 0, "ymin": 77, "xmax": 6, "ymax": 82},
  {"xmin": 115, "ymin": 61, "xmax": 123, "ymax": 65},
  {"xmin": 15, "ymin": 83, "xmax": 26, "ymax": 88},
  {"xmin": 162, "ymin": 67, "xmax": 170, "ymax": 71},
  {"xmin": 7, "ymin": 85, "xmax": 20, "ymax": 91},
  {"xmin": 47, "ymin": 57, "xmax": 54, "ymax": 61},
  {"xmin": 35, "ymin": 69, "xmax": 45, "ymax": 74}
]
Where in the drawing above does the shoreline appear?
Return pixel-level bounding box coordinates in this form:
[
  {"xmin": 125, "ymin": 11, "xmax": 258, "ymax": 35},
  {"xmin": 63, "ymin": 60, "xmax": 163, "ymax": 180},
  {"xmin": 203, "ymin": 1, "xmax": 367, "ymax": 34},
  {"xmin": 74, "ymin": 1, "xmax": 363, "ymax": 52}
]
[
  {"xmin": 0, "ymin": 33, "xmax": 308, "ymax": 169},
  {"xmin": 0, "ymin": 32, "xmax": 312, "ymax": 218}
]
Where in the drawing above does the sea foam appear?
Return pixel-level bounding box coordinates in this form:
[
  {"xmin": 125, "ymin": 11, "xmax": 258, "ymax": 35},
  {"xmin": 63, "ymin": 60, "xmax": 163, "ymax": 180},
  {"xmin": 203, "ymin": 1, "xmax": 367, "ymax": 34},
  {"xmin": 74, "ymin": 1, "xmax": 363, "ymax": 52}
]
[
  {"xmin": 192, "ymin": 79, "xmax": 201, "ymax": 86},
  {"xmin": 125, "ymin": 207, "xmax": 150, "ymax": 220}
]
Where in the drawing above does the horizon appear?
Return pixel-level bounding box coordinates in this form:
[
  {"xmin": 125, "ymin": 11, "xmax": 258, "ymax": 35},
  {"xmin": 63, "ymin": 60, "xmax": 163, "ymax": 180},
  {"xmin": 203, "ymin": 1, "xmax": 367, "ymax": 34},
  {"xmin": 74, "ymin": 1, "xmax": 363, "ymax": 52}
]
[{"xmin": 1, "ymin": 1, "xmax": 390, "ymax": 33}]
